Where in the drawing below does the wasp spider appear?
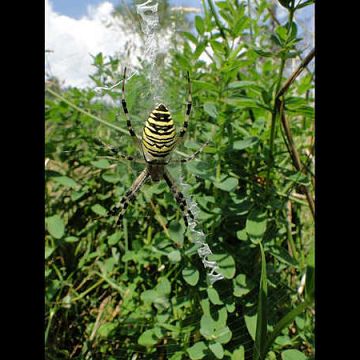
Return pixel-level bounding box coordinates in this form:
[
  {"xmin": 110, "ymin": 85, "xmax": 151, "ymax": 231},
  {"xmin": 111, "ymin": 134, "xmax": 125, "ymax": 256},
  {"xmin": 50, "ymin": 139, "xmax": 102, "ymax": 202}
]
[{"xmin": 107, "ymin": 68, "xmax": 208, "ymax": 227}]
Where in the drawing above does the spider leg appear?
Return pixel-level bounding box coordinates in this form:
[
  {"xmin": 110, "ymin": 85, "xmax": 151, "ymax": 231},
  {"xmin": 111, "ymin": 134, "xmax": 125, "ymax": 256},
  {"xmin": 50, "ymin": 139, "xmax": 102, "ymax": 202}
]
[
  {"xmin": 94, "ymin": 138, "xmax": 145, "ymax": 163},
  {"xmin": 110, "ymin": 168, "xmax": 149, "ymax": 226},
  {"xmin": 163, "ymin": 168, "xmax": 194, "ymax": 227},
  {"xmin": 174, "ymin": 71, "xmax": 192, "ymax": 148},
  {"xmin": 172, "ymin": 140, "xmax": 210, "ymax": 163},
  {"xmin": 121, "ymin": 67, "xmax": 142, "ymax": 150}
]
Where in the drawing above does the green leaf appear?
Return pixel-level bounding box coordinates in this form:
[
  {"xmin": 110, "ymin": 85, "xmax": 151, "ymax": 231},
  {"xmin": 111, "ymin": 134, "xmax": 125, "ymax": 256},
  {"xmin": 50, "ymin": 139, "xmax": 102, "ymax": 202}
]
[
  {"xmin": 91, "ymin": 204, "xmax": 107, "ymax": 216},
  {"xmin": 244, "ymin": 314, "xmax": 257, "ymax": 341},
  {"xmin": 108, "ymin": 231, "xmax": 121, "ymax": 246},
  {"xmin": 223, "ymin": 97, "xmax": 262, "ymax": 109},
  {"xmin": 246, "ymin": 208, "xmax": 267, "ymax": 242},
  {"xmin": 233, "ymin": 136, "xmax": 259, "ymax": 150},
  {"xmin": 45, "ymin": 246, "xmax": 55, "ymax": 259},
  {"xmin": 46, "ymin": 215, "xmax": 65, "ymax": 239},
  {"xmin": 210, "ymin": 40, "xmax": 225, "ymax": 56},
  {"xmin": 167, "ymin": 249, "xmax": 181, "ymax": 263},
  {"xmin": 215, "ymin": 326, "xmax": 232, "ymax": 344},
  {"xmin": 97, "ymin": 322, "xmax": 117, "ymax": 338},
  {"xmin": 64, "ymin": 236, "xmax": 79, "ymax": 243},
  {"xmin": 209, "ymin": 342, "xmax": 224, "ymax": 359},
  {"xmin": 138, "ymin": 328, "xmax": 159, "ymax": 346},
  {"xmin": 102, "ymin": 171, "xmax": 120, "ymax": 183},
  {"xmin": 141, "ymin": 289, "xmax": 158, "ymax": 304},
  {"xmin": 207, "ymin": 287, "xmax": 223, "ymax": 305},
  {"xmin": 194, "ymin": 40, "xmax": 207, "ymax": 59},
  {"xmin": 182, "ymin": 31, "xmax": 198, "ymax": 44},
  {"xmin": 281, "ymin": 349, "xmax": 308, "ymax": 360},
  {"xmin": 236, "ymin": 229, "xmax": 248, "ymax": 241},
  {"xmin": 187, "ymin": 341, "xmax": 208, "ymax": 359},
  {"xmin": 195, "ymin": 15, "xmax": 205, "ymax": 35},
  {"xmin": 254, "ymin": 48, "xmax": 273, "ymax": 57},
  {"xmin": 203, "ymin": 102, "xmax": 218, "ymax": 118},
  {"xmin": 232, "ymin": 346, "xmax": 245, "ymax": 360},
  {"xmin": 214, "ymin": 177, "xmax": 238, "ymax": 192},
  {"xmin": 71, "ymin": 190, "xmax": 86, "ymax": 201},
  {"xmin": 156, "ymin": 277, "xmax": 171, "ymax": 295},
  {"xmin": 208, "ymin": 253, "xmax": 236, "ymax": 279},
  {"xmin": 227, "ymin": 81, "xmax": 260, "ymax": 90},
  {"xmin": 233, "ymin": 274, "xmax": 253, "ymax": 297},
  {"xmin": 52, "ymin": 176, "xmax": 79, "ymax": 189},
  {"xmin": 91, "ymin": 159, "xmax": 110, "ymax": 169},
  {"xmin": 168, "ymin": 221, "xmax": 184, "ymax": 246},
  {"xmin": 182, "ymin": 266, "xmax": 200, "ymax": 286},
  {"xmin": 192, "ymin": 80, "xmax": 218, "ymax": 93}
]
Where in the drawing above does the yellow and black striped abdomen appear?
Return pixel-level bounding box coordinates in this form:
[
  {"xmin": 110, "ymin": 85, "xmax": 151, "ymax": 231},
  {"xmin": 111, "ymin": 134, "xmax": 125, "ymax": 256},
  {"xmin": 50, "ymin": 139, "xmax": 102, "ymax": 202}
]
[{"xmin": 142, "ymin": 104, "xmax": 176, "ymax": 160}]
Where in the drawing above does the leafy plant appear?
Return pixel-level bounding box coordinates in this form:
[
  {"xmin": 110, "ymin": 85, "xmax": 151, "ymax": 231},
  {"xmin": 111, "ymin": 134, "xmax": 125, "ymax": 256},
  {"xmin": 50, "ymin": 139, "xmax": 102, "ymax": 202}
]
[{"xmin": 45, "ymin": 0, "xmax": 315, "ymax": 359}]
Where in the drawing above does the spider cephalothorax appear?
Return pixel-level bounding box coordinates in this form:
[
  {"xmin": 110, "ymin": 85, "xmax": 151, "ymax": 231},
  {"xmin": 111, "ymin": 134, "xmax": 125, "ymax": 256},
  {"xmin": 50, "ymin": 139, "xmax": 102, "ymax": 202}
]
[{"xmin": 107, "ymin": 68, "xmax": 208, "ymax": 227}]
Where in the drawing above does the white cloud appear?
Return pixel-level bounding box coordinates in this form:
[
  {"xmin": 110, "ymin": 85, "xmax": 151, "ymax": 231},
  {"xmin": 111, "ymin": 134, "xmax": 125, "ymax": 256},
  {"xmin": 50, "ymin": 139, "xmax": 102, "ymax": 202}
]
[{"xmin": 45, "ymin": 0, "xmax": 142, "ymax": 88}]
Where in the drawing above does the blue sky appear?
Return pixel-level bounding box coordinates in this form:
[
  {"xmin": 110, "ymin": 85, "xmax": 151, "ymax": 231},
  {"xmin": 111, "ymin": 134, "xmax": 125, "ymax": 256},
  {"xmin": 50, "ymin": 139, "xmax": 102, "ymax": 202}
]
[{"xmin": 51, "ymin": 0, "xmax": 198, "ymax": 19}]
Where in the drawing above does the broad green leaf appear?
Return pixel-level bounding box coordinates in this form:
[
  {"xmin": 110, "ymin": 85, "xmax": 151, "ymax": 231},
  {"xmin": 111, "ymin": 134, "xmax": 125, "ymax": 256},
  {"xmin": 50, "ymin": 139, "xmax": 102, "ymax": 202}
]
[
  {"xmin": 281, "ymin": 349, "xmax": 308, "ymax": 360},
  {"xmin": 187, "ymin": 341, "xmax": 208, "ymax": 359},
  {"xmin": 207, "ymin": 287, "xmax": 223, "ymax": 305},
  {"xmin": 97, "ymin": 323, "xmax": 117, "ymax": 338},
  {"xmin": 91, "ymin": 159, "xmax": 110, "ymax": 169},
  {"xmin": 194, "ymin": 41, "xmax": 207, "ymax": 59},
  {"xmin": 156, "ymin": 277, "xmax": 171, "ymax": 295},
  {"xmin": 246, "ymin": 208, "xmax": 267, "ymax": 242},
  {"xmin": 52, "ymin": 176, "xmax": 79, "ymax": 189},
  {"xmin": 71, "ymin": 190, "xmax": 86, "ymax": 201},
  {"xmin": 227, "ymin": 81, "xmax": 261, "ymax": 90},
  {"xmin": 102, "ymin": 171, "xmax": 120, "ymax": 183},
  {"xmin": 275, "ymin": 335, "xmax": 293, "ymax": 346},
  {"xmin": 138, "ymin": 328, "xmax": 159, "ymax": 346},
  {"xmin": 203, "ymin": 102, "xmax": 218, "ymax": 118},
  {"xmin": 233, "ymin": 136, "xmax": 259, "ymax": 150},
  {"xmin": 46, "ymin": 215, "xmax": 65, "ymax": 239},
  {"xmin": 232, "ymin": 346, "xmax": 245, "ymax": 360},
  {"xmin": 244, "ymin": 314, "xmax": 257, "ymax": 341},
  {"xmin": 182, "ymin": 31, "xmax": 198, "ymax": 44},
  {"xmin": 107, "ymin": 231, "xmax": 121, "ymax": 246},
  {"xmin": 223, "ymin": 97, "xmax": 261, "ymax": 109},
  {"xmin": 195, "ymin": 15, "xmax": 205, "ymax": 35},
  {"xmin": 215, "ymin": 326, "xmax": 232, "ymax": 344},
  {"xmin": 91, "ymin": 204, "xmax": 107, "ymax": 216},
  {"xmin": 168, "ymin": 221, "xmax": 184, "ymax": 246},
  {"xmin": 208, "ymin": 253, "xmax": 236, "ymax": 279},
  {"xmin": 45, "ymin": 246, "xmax": 55, "ymax": 259},
  {"xmin": 141, "ymin": 289, "xmax": 158, "ymax": 304},
  {"xmin": 209, "ymin": 342, "xmax": 224, "ymax": 359},
  {"xmin": 192, "ymin": 80, "xmax": 218, "ymax": 93},
  {"xmin": 182, "ymin": 266, "xmax": 199, "ymax": 286},
  {"xmin": 236, "ymin": 229, "xmax": 248, "ymax": 241},
  {"xmin": 214, "ymin": 177, "xmax": 238, "ymax": 192},
  {"xmin": 233, "ymin": 274, "xmax": 253, "ymax": 297},
  {"xmin": 167, "ymin": 249, "xmax": 181, "ymax": 263},
  {"xmin": 200, "ymin": 314, "xmax": 214, "ymax": 338}
]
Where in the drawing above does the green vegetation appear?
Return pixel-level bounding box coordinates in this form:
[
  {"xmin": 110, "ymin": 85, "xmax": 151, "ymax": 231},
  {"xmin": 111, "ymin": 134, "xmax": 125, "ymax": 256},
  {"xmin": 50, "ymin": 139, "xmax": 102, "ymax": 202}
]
[{"xmin": 45, "ymin": 1, "xmax": 315, "ymax": 359}]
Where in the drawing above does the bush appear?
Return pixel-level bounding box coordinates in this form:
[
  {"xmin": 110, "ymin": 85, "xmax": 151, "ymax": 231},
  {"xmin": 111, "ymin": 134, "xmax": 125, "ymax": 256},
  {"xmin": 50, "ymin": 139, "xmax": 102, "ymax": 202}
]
[{"xmin": 45, "ymin": 1, "xmax": 315, "ymax": 359}]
